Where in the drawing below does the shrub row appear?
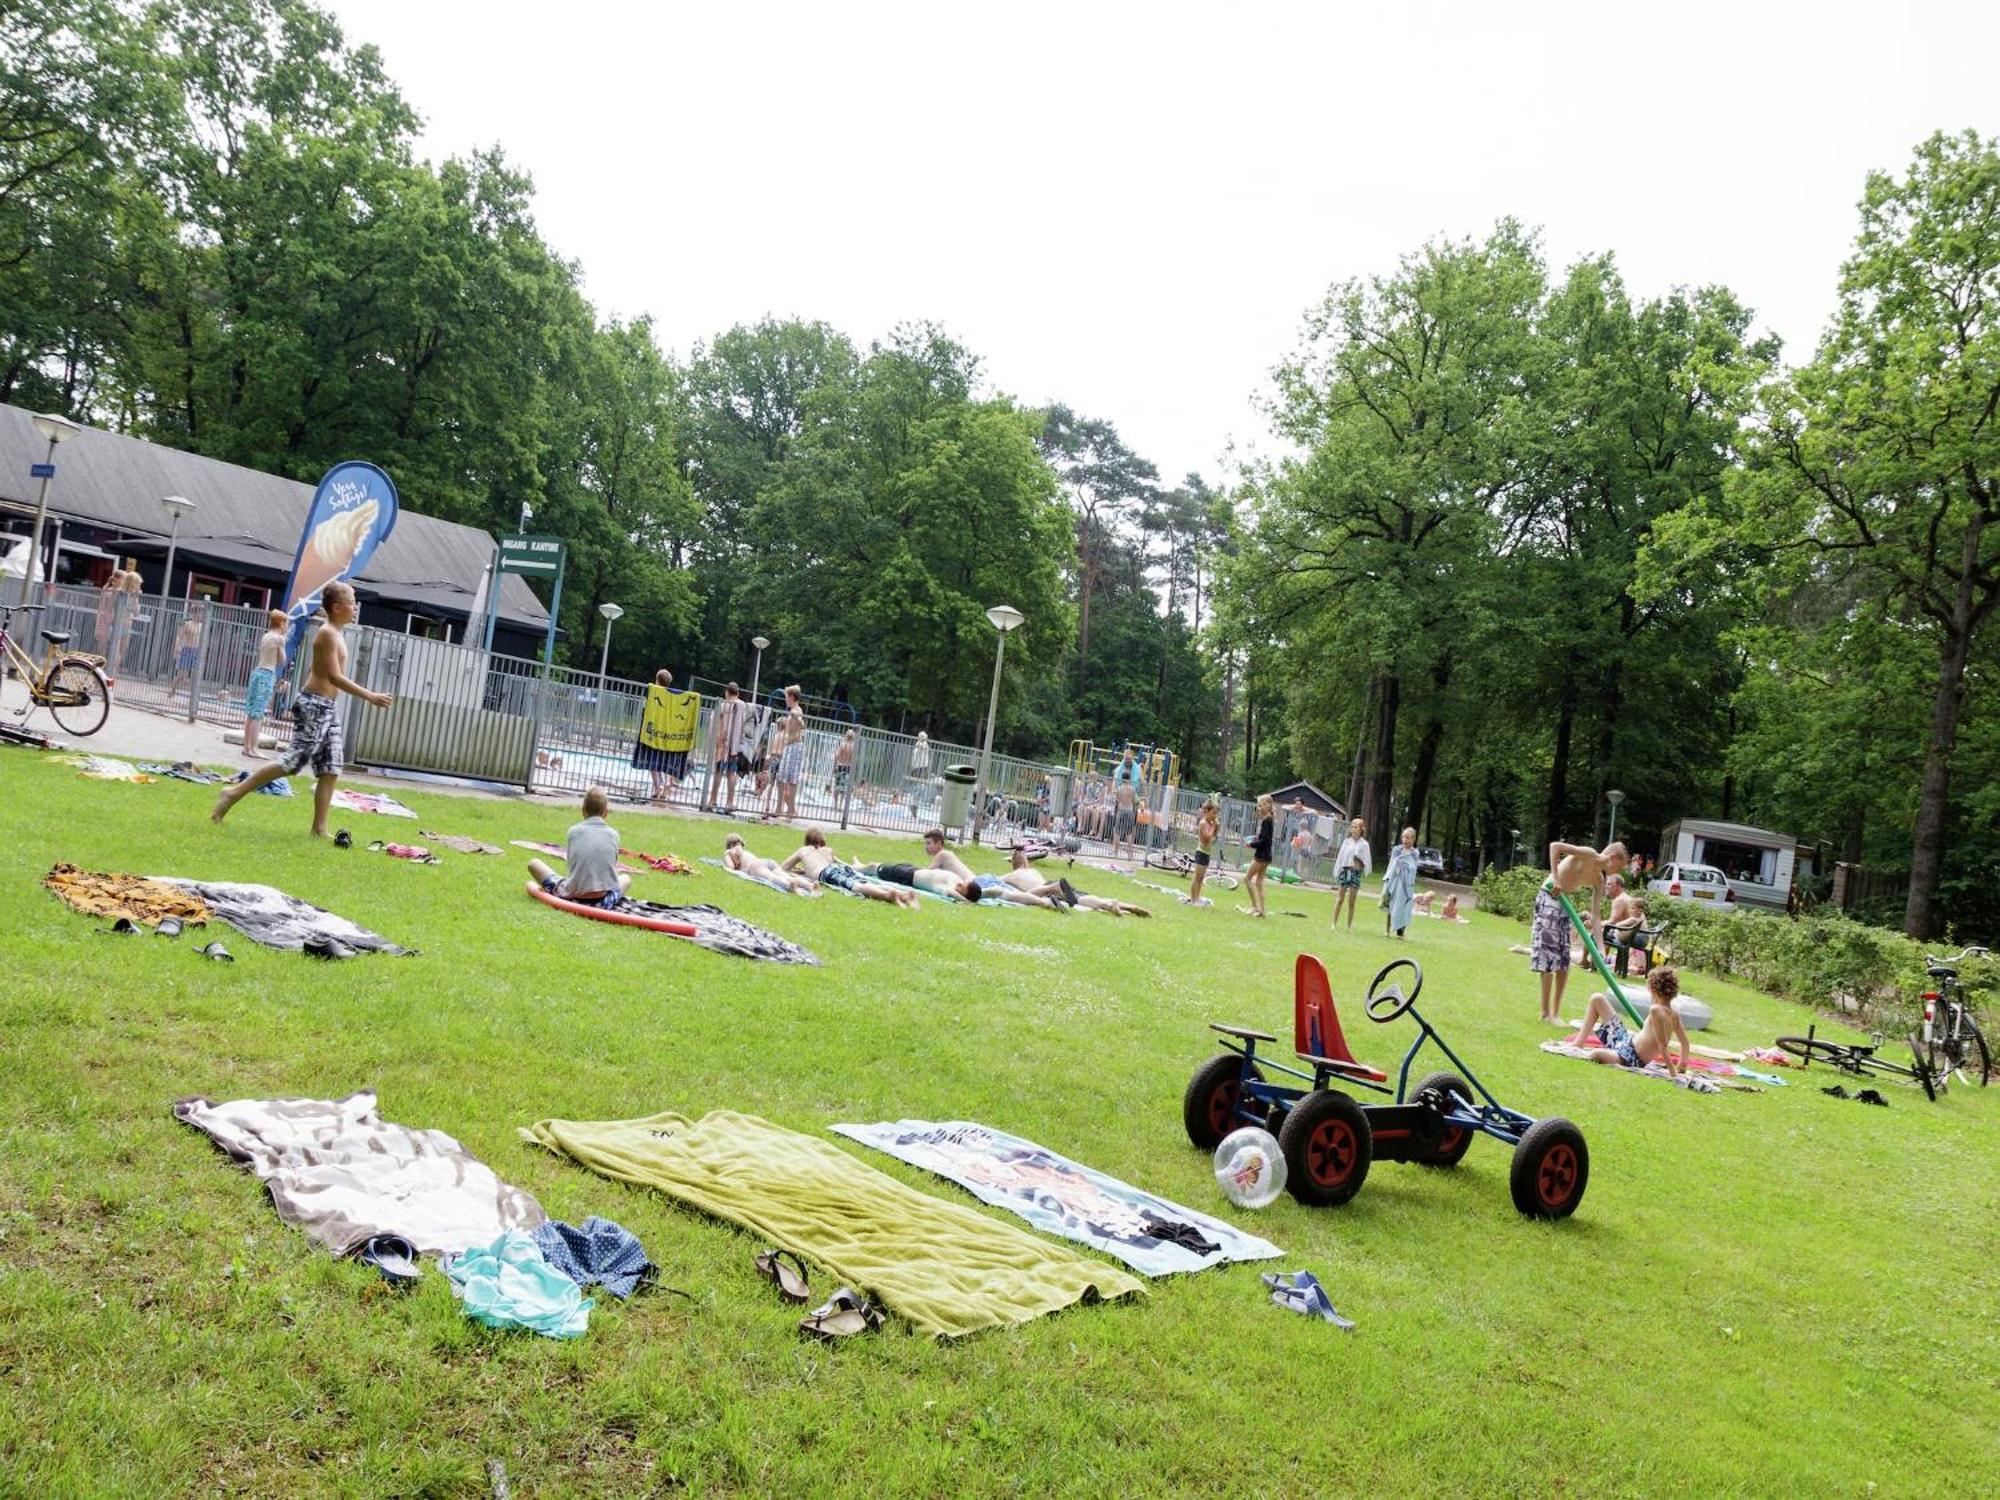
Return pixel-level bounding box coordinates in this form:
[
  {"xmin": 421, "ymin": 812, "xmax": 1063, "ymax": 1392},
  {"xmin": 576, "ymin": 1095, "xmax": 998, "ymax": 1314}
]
[{"xmin": 1470, "ymin": 867, "xmax": 1991, "ymax": 1026}]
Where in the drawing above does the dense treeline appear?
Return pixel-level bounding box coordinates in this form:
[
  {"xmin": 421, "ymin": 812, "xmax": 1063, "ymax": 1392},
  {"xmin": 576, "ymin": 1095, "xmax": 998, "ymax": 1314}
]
[{"xmin": 5, "ymin": 2, "xmax": 1995, "ymax": 938}]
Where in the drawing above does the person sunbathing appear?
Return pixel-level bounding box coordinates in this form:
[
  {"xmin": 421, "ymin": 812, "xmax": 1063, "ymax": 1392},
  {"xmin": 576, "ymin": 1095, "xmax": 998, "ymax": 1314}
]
[
  {"xmin": 724, "ymin": 835, "xmax": 819, "ymax": 896},
  {"xmin": 783, "ymin": 829, "xmax": 919, "ymax": 907},
  {"xmin": 1567, "ymin": 967, "xmax": 1689, "ymax": 1076},
  {"xmin": 858, "ymin": 860, "xmax": 964, "ymax": 899},
  {"xmin": 1001, "ymin": 849, "xmax": 1150, "ymax": 916},
  {"xmin": 958, "ymin": 872, "xmax": 1063, "ymax": 910}
]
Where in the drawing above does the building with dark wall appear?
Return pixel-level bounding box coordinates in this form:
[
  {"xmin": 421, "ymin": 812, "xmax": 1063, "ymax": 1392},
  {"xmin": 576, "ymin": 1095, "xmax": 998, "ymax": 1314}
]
[{"xmin": 0, "ymin": 403, "xmax": 551, "ymax": 657}]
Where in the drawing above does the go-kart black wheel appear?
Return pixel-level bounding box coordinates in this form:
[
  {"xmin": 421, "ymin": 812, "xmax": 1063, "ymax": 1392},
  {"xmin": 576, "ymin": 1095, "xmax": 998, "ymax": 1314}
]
[
  {"xmin": 1279, "ymin": 1089, "xmax": 1372, "ymax": 1207},
  {"xmin": 1184, "ymin": 1055, "xmax": 1262, "ymax": 1149},
  {"xmin": 1410, "ymin": 1070, "xmax": 1476, "ymax": 1168},
  {"xmin": 1364, "ymin": 959, "xmax": 1424, "ymax": 1023},
  {"xmin": 1510, "ymin": 1117, "xmax": 1588, "ymax": 1219}
]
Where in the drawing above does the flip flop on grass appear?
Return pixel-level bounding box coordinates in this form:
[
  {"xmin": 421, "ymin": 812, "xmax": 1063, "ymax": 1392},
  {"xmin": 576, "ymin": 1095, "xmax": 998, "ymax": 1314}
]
[
  {"xmin": 798, "ymin": 1287, "xmax": 884, "ymax": 1341},
  {"xmin": 754, "ymin": 1248, "xmax": 811, "ymax": 1304}
]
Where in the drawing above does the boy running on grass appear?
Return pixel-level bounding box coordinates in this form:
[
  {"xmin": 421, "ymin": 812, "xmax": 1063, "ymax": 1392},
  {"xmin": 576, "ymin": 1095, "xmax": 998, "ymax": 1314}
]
[
  {"xmin": 526, "ymin": 788, "xmax": 633, "ymax": 906},
  {"xmin": 1568, "ymin": 966, "xmax": 1690, "ymax": 1075},
  {"xmin": 212, "ymin": 582, "xmax": 392, "ymax": 837}
]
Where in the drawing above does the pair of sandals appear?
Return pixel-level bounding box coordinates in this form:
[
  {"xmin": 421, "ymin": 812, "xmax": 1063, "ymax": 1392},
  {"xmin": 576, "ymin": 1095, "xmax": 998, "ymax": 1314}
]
[
  {"xmin": 1821, "ymin": 1085, "xmax": 1889, "ymax": 1107},
  {"xmin": 755, "ymin": 1248, "xmax": 884, "ymax": 1340},
  {"xmin": 1262, "ymin": 1270, "xmax": 1356, "ymax": 1330},
  {"xmin": 104, "ymin": 918, "xmax": 233, "ymax": 961}
]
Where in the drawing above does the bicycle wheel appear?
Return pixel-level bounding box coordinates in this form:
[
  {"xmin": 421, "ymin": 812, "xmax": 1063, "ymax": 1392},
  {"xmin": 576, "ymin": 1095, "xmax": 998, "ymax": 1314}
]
[
  {"xmin": 1949, "ymin": 1019, "xmax": 1990, "ymax": 1086},
  {"xmin": 1209, "ymin": 873, "xmax": 1241, "ymax": 891},
  {"xmin": 1776, "ymin": 1035, "xmax": 1865, "ymax": 1071},
  {"xmin": 46, "ymin": 660, "xmax": 110, "ymax": 736}
]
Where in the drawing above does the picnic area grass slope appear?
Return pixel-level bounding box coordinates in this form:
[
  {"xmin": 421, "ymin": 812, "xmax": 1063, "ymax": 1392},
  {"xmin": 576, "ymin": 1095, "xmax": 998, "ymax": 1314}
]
[{"xmin": 0, "ymin": 751, "xmax": 1994, "ymax": 1498}]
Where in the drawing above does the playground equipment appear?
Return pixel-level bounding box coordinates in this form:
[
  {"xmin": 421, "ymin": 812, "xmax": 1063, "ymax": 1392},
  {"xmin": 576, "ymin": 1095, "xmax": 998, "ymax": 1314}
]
[
  {"xmin": 1068, "ymin": 739, "xmax": 1181, "ymax": 840},
  {"xmin": 1184, "ymin": 955, "xmax": 1591, "ymax": 1219}
]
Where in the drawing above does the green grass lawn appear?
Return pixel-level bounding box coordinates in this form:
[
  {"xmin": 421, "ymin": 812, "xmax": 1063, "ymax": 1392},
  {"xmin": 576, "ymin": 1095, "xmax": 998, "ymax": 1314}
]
[{"xmin": 1, "ymin": 751, "xmax": 1995, "ymax": 1498}]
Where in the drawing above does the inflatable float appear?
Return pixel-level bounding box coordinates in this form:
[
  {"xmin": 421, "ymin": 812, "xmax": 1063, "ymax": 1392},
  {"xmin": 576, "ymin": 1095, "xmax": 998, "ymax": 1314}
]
[{"xmin": 525, "ymin": 882, "xmax": 697, "ymax": 937}]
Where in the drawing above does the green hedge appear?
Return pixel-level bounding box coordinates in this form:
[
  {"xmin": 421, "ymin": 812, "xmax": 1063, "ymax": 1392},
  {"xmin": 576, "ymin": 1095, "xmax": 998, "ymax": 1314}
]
[{"xmin": 1471, "ymin": 867, "xmax": 1991, "ymax": 1026}]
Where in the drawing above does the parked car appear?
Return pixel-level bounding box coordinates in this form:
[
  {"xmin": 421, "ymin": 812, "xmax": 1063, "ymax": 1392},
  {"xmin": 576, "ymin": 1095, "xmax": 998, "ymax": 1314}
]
[
  {"xmin": 1648, "ymin": 862, "xmax": 1737, "ymax": 907},
  {"xmin": 1416, "ymin": 845, "xmax": 1447, "ymax": 878}
]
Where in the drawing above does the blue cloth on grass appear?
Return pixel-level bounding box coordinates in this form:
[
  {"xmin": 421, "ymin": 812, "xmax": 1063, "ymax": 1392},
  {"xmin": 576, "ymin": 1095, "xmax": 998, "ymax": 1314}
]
[
  {"xmin": 445, "ymin": 1230, "xmax": 592, "ymax": 1339},
  {"xmin": 532, "ymin": 1215, "xmax": 654, "ymax": 1299}
]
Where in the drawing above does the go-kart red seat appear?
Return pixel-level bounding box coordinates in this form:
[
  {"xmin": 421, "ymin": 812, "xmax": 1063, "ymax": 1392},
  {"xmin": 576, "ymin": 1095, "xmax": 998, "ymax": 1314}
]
[{"xmin": 1295, "ymin": 954, "xmax": 1389, "ymax": 1082}]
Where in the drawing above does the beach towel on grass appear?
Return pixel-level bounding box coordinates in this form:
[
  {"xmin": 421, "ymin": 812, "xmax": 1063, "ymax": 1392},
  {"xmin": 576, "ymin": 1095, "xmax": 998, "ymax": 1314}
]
[
  {"xmin": 831, "ymin": 1120, "xmax": 1280, "ymax": 1276},
  {"xmin": 158, "ymin": 878, "xmax": 410, "ymax": 955},
  {"xmin": 330, "ymin": 788, "xmax": 417, "ymax": 819},
  {"xmin": 1540, "ymin": 1040, "xmax": 1722, "ymax": 1093},
  {"xmin": 44, "ymin": 863, "xmax": 210, "ymax": 929},
  {"xmin": 521, "ymin": 1110, "xmax": 1144, "ymax": 1337},
  {"xmin": 176, "ymin": 1089, "xmax": 545, "ymax": 1256}
]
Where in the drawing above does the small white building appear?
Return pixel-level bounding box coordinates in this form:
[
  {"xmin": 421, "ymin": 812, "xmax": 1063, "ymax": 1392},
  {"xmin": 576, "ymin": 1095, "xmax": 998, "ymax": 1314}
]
[{"xmin": 1659, "ymin": 818, "xmax": 1814, "ymax": 911}]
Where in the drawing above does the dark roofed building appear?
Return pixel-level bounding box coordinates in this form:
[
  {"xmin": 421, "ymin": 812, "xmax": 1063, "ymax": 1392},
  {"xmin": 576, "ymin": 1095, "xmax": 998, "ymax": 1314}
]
[
  {"xmin": 0, "ymin": 403, "xmax": 550, "ymax": 655},
  {"xmin": 1262, "ymin": 781, "xmax": 1345, "ymax": 819}
]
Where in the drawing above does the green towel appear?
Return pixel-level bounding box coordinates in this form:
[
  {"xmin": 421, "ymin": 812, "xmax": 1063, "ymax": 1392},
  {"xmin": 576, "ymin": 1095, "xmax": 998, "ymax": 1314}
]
[{"xmin": 520, "ymin": 1109, "xmax": 1145, "ymax": 1337}]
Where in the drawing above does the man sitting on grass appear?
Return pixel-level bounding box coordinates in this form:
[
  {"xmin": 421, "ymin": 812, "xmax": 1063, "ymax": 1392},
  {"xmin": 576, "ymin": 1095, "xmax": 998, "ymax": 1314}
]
[
  {"xmin": 1567, "ymin": 967, "xmax": 1689, "ymax": 1076},
  {"xmin": 783, "ymin": 829, "xmax": 919, "ymax": 908},
  {"xmin": 723, "ymin": 834, "xmax": 819, "ymax": 896},
  {"xmin": 526, "ymin": 787, "xmax": 632, "ymax": 907}
]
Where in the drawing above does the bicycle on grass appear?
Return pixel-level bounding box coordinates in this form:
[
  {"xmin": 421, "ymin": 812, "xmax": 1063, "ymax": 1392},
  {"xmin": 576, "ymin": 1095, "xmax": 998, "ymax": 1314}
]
[
  {"xmin": 1144, "ymin": 846, "xmax": 1240, "ymax": 891},
  {"xmin": 1776, "ymin": 1025, "xmax": 1942, "ymax": 1101},
  {"xmin": 1916, "ymin": 946, "xmax": 1990, "ymax": 1089},
  {"xmin": 1, "ymin": 604, "xmax": 112, "ymax": 737}
]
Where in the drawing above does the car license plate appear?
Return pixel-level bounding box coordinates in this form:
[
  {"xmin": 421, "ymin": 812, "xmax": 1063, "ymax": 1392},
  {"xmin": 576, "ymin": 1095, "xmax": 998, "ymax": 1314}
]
[{"xmin": 1695, "ymin": 890, "xmax": 1713, "ymax": 899}]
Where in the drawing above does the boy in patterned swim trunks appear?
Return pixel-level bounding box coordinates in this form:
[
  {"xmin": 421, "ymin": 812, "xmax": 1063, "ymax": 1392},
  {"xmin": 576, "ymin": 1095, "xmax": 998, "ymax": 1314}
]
[
  {"xmin": 212, "ymin": 582, "xmax": 393, "ymax": 837},
  {"xmin": 1568, "ymin": 967, "xmax": 1689, "ymax": 1075},
  {"xmin": 1531, "ymin": 838, "xmax": 1628, "ymax": 1025}
]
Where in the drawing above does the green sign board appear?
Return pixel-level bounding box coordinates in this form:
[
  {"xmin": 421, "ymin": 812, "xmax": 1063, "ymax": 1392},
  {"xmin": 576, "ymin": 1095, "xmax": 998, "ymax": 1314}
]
[{"xmin": 498, "ymin": 533, "xmax": 565, "ymax": 577}]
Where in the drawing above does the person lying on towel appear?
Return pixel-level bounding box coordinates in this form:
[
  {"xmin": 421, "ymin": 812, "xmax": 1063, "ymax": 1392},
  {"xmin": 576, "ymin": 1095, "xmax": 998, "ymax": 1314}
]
[
  {"xmin": 999, "ymin": 849, "xmax": 1151, "ymax": 916},
  {"xmin": 526, "ymin": 788, "xmax": 632, "ymax": 908},
  {"xmin": 782, "ymin": 829, "xmax": 920, "ymax": 908},
  {"xmin": 1567, "ymin": 967, "xmax": 1690, "ymax": 1076},
  {"xmin": 858, "ymin": 860, "xmax": 966, "ymax": 899},
  {"xmin": 723, "ymin": 835, "xmax": 820, "ymax": 896}
]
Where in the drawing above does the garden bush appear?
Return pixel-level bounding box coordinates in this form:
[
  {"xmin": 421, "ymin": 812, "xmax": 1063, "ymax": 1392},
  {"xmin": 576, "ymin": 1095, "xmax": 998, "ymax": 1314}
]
[{"xmin": 1473, "ymin": 868, "xmax": 1995, "ymax": 1026}]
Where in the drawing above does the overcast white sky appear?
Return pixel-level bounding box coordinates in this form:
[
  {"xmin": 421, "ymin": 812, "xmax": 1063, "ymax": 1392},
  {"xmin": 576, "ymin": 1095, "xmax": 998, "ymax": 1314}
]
[{"xmin": 326, "ymin": 0, "xmax": 1998, "ymax": 484}]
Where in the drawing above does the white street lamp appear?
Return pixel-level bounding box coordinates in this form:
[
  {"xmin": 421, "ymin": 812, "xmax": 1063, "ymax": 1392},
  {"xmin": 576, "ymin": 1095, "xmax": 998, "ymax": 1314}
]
[
  {"xmin": 22, "ymin": 412, "xmax": 81, "ymax": 597},
  {"xmin": 160, "ymin": 495, "xmax": 197, "ymax": 600},
  {"xmin": 972, "ymin": 605, "xmax": 1025, "ymax": 841},
  {"xmin": 749, "ymin": 635, "xmax": 770, "ymax": 703},
  {"xmin": 1606, "ymin": 788, "xmax": 1626, "ymax": 847},
  {"xmin": 597, "ymin": 601, "xmax": 624, "ymax": 689}
]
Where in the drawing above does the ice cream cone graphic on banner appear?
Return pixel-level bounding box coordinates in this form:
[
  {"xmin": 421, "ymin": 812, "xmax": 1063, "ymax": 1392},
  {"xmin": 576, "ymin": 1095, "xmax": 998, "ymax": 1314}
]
[{"xmin": 280, "ymin": 461, "xmax": 399, "ymax": 659}]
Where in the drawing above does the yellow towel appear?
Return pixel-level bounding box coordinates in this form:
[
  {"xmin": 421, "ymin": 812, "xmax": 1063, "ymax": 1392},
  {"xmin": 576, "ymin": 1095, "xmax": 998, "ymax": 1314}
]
[
  {"xmin": 520, "ymin": 1109, "xmax": 1144, "ymax": 1337},
  {"xmin": 638, "ymin": 687, "xmax": 699, "ymax": 753}
]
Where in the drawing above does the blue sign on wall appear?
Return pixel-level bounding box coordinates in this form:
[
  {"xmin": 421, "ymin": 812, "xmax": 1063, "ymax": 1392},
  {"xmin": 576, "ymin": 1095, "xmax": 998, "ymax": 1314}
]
[{"xmin": 28, "ymin": 462, "xmax": 54, "ymax": 478}]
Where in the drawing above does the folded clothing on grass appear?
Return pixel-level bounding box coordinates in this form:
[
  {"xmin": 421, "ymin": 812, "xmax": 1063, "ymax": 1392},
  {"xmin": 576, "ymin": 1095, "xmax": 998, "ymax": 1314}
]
[
  {"xmin": 831, "ymin": 1119, "xmax": 1280, "ymax": 1276},
  {"xmin": 533, "ymin": 1215, "xmax": 654, "ymax": 1298},
  {"xmin": 155, "ymin": 877, "xmax": 410, "ymax": 956},
  {"xmin": 421, "ymin": 831, "xmax": 502, "ymax": 856},
  {"xmin": 1539, "ymin": 1040, "xmax": 1722, "ymax": 1092},
  {"xmin": 61, "ymin": 753, "xmax": 154, "ymax": 782},
  {"xmin": 43, "ymin": 863, "xmax": 210, "ymax": 929},
  {"xmin": 175, "ymin": 1089, "xmax": 546, "ymax": 1256},
  {"xmin": 522, "ymin": 1109, "xmax": 1144, "ymax": 1337}
]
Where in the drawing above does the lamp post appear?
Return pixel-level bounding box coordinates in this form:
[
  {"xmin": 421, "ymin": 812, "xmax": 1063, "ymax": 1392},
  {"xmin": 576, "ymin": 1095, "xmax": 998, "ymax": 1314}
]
[
  {"xmin": 1510, "ymin": 828, "xmax": 1521, "ymax": 872},
  {"xmin": 749, "ymin": 635, "xmax": 769, "ymax": 703},
  {"xmin": 21, "ymin": 412, "xmax": 81, "ymax": 598},
  {"xmin": 160, "ymin": 495, "xmax": 197, "ymax": 600},
  {"xmin": 1606, "ymin": 788, "xmax": 1626, "ymax": 847},
  {"xmin": 972, "ymin": 605, "xmax": 1025, "ymax": 842},
  {"xmin": 597, "ymin": 602, "xmax": 623, "ymax": 690}
]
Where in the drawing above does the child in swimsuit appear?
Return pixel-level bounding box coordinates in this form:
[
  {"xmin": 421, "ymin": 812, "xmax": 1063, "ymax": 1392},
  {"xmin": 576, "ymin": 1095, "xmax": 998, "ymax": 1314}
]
[{"xmin": 1568, "ymin": 967, "xmax": 1690, "ymax": 1075}]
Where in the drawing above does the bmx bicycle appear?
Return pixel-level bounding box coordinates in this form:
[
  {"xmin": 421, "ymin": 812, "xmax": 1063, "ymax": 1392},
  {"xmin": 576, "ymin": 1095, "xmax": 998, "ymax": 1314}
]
[{"xmin": 1, "ymin": 605, "xmax": 111, "ymax": 737}]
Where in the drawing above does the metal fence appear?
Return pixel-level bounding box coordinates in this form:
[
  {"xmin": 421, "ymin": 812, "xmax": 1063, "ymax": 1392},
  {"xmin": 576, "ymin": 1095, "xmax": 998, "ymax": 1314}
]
[{"xmin": 4, "ymin": 575, "xmax": 1360, "ymax": 879}]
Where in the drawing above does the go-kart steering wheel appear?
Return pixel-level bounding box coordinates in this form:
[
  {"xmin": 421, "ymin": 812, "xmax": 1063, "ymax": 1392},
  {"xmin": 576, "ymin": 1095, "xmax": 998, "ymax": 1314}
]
[{"xmin": 1365, "ymin": 958, "xmax": 1424, "ymax": 1023}]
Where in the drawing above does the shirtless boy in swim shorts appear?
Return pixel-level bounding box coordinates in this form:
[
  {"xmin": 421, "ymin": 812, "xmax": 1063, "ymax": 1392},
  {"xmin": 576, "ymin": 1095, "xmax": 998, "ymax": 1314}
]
[
  {"xmin": 783, "ymin": 828, "xmax": 918, "ymax": 907},
  {"xmin": 724, "ymin": 834, "xmax": 819, "ymax": 895},
  {"xmin": 1530, "ymin": 838, "xmax": 1628, "ymax": 1024},
  {"xmin": 1568, "ymin": 966, "xmax": 1689, "ymax": 1075},
  {"xmin": 922, "ymin": 827, "xmax": 975, "ymax": 881},
  {"xmin": 212, "ymin": 582, "xmax": 392, "ymax": 837}
]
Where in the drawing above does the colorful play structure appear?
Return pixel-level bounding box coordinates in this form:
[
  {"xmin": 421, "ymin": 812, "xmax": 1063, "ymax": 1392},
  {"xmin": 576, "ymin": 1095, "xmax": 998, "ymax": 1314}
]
[{"xmin": 1068, "ymin": 739, "xmax": 1180, "ymax": 834}]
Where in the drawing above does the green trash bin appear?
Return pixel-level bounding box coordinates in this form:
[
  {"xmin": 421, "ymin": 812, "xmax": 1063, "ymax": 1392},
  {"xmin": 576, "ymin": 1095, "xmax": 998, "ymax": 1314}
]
[{"xmin": 940, "ymin": 763, "xmax": 977, "ymax": 829}]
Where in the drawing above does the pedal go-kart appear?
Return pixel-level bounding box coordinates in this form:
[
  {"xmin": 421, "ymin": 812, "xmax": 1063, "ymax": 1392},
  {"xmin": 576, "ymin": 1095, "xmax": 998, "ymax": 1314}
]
[{"xmin": 1184, "ymin": 955, "xmax": 1590, "ymax": 1219}]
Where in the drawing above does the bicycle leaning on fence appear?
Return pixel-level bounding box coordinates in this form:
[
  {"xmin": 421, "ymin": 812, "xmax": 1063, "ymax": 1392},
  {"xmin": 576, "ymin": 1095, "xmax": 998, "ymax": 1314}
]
[
  {"xmin": 1915, "ymin": 946, "xmax": 1990, "ymax": 1090},
  {"xmin": 1, "ymin": 605, "xmax": 111, "ymax": 737}
]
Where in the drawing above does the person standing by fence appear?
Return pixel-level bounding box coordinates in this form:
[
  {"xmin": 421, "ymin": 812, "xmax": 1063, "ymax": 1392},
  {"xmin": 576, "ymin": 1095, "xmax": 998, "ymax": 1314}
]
[
  {"xmin": 706, "ymin": 682, "xmax": 748, "ymax": 812},
  {"xmin": 632, "ymin": 670, "xmax": 698, "ymax": 804},
  {"xmin": 773, "ymin": 686, "xmax": 806, "ymax": 821},
  {"xmin": 167, "ymin": 602, "xmax": 206, "ymax": 707},
  {"xmin": 239, "ymin": 609, "xmax": 288, "ymax": 760}
]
